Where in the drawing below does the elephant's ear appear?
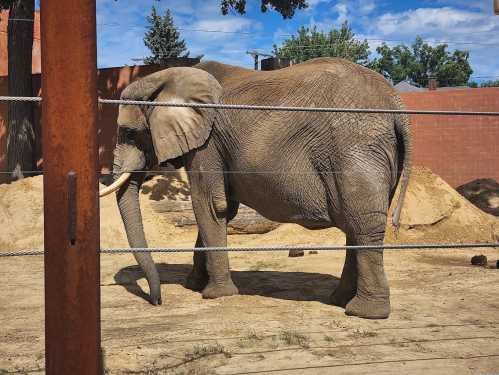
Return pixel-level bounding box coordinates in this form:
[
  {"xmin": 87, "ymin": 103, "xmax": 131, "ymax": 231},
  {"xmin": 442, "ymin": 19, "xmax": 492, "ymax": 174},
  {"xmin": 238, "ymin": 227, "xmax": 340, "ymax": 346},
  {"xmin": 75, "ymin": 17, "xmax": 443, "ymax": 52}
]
[{"xmin": 144, "ymin": 67, "xmax": 222, "ymax": 163}]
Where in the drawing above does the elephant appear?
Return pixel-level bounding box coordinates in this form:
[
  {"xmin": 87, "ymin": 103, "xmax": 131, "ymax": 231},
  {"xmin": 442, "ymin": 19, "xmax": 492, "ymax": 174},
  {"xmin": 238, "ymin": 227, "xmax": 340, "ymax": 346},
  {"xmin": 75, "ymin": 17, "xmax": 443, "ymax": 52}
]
[{"xmin": 100, "ymin": 58, "xmax": 412, "ymax": 319}]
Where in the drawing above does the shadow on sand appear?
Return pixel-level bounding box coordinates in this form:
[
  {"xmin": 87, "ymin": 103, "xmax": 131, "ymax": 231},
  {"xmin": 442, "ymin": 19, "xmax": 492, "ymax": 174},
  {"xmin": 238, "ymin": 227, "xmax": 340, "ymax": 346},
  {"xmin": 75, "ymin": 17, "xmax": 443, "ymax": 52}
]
[{"xmin": 114, "ymin": 263, "xmax": 339, "ymax": 305}]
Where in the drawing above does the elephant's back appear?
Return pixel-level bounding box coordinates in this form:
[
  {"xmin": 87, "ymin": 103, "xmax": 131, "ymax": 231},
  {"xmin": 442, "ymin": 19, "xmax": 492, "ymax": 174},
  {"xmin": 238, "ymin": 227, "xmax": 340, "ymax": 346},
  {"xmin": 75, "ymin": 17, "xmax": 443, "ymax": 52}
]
[
  {"xmin": 219, "ymin": 58, "xmax": 401, "ymax": 144},
  {"xmin": 220, "ymin": 58, "xmax": 399, "ymax": 117}
]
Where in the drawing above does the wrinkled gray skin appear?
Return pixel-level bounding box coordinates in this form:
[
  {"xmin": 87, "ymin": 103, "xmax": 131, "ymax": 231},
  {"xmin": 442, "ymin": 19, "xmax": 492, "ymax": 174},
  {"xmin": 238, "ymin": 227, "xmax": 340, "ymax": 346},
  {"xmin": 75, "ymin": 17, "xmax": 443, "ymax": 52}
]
[{"xmin": 109, "ymin": 58, "xmax": 412, "ymax": 319}]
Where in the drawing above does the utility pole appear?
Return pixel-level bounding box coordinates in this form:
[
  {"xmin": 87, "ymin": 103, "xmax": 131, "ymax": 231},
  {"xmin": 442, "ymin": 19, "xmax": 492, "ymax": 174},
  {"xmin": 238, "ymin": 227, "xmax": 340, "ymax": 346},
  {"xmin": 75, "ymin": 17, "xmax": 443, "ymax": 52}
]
[
  {"xmin": 41, "ymin": 0, "xmax": 101, "ymax": 374},
  {"xmin": 246, "ymin": 50, "xmax": 272, "ymax": 70}
]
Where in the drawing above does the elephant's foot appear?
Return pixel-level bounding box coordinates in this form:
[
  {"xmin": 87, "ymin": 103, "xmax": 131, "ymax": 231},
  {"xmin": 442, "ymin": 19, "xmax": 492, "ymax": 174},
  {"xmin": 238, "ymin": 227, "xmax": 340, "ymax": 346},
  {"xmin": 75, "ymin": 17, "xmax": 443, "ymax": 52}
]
[
  {"xmin": 329, "ymin": 285, "xmax": 356, "ymax": 308},
  {"xmin": 202, "ymin": 279, "xmax": 239, "ymax": 299},
  {"xmin": 288, "ymin": 249, "xmax": 304, "ymax": 257},
  {"xmin": 185, "ymin": 271, "xmax": 209, "ymax": 292},
  {"xmin": 345, "ymin": 295, "xmax": 390, "ymax": 319}
]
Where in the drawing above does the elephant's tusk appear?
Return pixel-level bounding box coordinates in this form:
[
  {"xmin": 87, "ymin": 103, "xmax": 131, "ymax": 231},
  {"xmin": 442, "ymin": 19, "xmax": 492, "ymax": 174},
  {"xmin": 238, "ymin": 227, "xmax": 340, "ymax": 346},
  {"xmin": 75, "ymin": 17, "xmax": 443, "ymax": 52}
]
[{"xmin": 99, "ymin": 173, "xmax": 131, "ymax": 197}]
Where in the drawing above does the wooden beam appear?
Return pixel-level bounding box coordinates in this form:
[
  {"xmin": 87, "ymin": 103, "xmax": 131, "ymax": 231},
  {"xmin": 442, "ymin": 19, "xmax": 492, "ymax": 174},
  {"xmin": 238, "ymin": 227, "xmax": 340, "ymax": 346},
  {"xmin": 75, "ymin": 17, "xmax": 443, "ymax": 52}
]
[{"xmin": 41, "ymin": 0, "xmax": 101, "ymax": 373}]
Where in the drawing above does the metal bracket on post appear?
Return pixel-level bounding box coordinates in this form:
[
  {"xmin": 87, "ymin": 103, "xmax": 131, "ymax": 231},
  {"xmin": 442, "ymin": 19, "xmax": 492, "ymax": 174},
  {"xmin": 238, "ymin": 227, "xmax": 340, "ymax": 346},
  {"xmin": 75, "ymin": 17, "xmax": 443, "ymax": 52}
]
[{"xmin": 67, "ymin": 171, "xmax": 77, "ymax": 245}]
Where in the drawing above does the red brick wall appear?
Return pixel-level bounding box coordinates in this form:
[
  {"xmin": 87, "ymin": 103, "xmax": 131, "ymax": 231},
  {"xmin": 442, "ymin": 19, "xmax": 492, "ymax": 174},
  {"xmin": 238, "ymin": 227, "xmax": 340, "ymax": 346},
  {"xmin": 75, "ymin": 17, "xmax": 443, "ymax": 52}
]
[
  {"xmin": 400, "ymin": 88, "xmax": 499, "ymax": 187},
  {"xmin": 0, "ymin": 64, "xmax": 164, "ymax": 182},
  {"xmin": 1, "ymin": 67, "xmax": 498, "ymax": 187}
]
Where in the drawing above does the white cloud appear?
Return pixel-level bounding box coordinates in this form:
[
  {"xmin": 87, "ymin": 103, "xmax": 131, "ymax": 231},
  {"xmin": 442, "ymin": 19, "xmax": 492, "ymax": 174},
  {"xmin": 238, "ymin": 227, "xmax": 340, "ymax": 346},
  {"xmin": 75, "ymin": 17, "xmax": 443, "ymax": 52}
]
[
  {"xmin": 96, "ymin": 0, "xmax": 263, "ymax": 69},
  {"xmin": 373, "ymin": 7, "xmax": 498, "ymax": 36},
  {"xmin": 334, "ymin": 3, "xmax": 348, "ymax": 24},
  {"xmin": 363, "ymin": 6, "xmax": 499, "ymax": 80}
]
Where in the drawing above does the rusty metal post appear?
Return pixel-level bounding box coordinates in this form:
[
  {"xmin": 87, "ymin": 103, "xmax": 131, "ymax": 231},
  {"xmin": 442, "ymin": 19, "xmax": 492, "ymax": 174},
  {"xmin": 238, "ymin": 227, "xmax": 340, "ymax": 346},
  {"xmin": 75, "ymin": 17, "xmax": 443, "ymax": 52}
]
[{"xmin": 41, "ymin": 1, "xmax": 101, "ymax": 374}]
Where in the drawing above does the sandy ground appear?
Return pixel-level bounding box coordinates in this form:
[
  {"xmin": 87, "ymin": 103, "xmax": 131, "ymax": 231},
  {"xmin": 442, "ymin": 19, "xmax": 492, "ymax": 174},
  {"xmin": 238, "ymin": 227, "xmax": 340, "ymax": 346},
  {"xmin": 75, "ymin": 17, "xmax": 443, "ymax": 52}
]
[
  {"xmin": 1, "ymin": 241, "xmax": 499, "ymax": 374},
  {"xmin": 1, "ymin": 168, "xmax": 499, "ymax": 374}
]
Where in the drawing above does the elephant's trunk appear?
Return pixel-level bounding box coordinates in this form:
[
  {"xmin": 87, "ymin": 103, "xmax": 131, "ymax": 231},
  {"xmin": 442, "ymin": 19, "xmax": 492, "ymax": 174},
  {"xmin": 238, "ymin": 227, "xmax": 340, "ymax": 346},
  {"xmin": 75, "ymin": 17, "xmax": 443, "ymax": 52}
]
[{"xmin": 113, "ymin": 145, "xmax": 162, "ymax": 305}]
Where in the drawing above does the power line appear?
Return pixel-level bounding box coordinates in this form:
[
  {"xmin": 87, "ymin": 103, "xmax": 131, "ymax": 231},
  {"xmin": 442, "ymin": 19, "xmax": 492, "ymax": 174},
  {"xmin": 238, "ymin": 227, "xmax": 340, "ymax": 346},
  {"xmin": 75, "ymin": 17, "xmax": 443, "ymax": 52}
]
[
  {"xmin": 5, "ymin": 16, "xmax": 499, "ymax": 46},
  {"xmin": 96, "ymin": 22, "xmax": 499, "ymax": 46}
]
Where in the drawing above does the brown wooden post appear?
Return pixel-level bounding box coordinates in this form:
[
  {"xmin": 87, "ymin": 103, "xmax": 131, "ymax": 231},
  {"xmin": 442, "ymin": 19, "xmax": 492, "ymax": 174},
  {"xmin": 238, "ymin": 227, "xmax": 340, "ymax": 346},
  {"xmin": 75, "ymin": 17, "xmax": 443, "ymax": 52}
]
[{"xmin": 41, "ymin": 0, "xmax": 101, "ymax": 374}]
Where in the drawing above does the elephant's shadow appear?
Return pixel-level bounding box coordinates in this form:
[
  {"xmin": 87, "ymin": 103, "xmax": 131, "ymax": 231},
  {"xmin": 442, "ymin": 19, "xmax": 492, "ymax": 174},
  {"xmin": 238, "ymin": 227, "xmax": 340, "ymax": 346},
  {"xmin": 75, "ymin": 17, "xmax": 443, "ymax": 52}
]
[{"xmin": 114, "ymin": 263, "xmax": 340, "ymax": 304}]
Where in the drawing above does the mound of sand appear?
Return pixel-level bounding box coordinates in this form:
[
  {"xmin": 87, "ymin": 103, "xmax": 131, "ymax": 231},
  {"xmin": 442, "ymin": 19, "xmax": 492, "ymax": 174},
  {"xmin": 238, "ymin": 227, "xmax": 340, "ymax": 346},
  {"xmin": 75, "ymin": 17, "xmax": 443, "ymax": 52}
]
[
  {"xmin": 0, "ymin": 176, "xmax": 196, "ymax": 251},
  {"xmin": 0, "ymin": 167, "xmax": 497, "ymax": 252},
  {"xmin": 385, "ymin": 168, "xmax": 499, "ymax": 244}
]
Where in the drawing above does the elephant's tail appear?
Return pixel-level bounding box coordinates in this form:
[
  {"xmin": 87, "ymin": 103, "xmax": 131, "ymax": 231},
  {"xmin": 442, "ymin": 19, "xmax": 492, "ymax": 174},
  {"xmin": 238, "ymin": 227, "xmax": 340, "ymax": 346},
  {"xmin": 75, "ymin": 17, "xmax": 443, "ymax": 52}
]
[{"xmin": 392, "ymin": 111, "xmax": 412, "ymax": 228}]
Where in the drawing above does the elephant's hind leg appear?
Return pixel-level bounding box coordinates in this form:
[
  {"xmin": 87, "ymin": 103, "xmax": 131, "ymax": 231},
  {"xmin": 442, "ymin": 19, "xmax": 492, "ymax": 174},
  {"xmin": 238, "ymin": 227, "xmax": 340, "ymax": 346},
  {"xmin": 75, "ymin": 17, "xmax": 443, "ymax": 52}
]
[
  {"xmin": 330, "ymin": 248, "xmax": 357, "ymax": 308},
  {"xmin": 185, "ymin": 235, "xmax": 209, "ymax": 292},
  {"xmin": 342, "ymin": 215, "xmax": 391, "ymax": 319},
  {"xmin": 333, "ymin": 167, "xmax": 391, "ymax": 319}
]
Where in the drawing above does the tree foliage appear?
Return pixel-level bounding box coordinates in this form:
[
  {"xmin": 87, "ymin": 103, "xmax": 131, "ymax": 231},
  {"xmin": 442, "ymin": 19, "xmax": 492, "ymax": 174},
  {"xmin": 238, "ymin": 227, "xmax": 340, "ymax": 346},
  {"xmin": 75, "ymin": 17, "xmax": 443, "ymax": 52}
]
[
  {"xmin": 368, "ymin": 36, "xmax": 473, "ymax": 87},
  {"xmin": 143, "ymin": 6, "xmax": 189, "ymax": 64},
  {"xmin": 0, "ymin": 0, "xmax": 35, "ymax": 180},
  {"xmin": 272, "ymin": 22, "xmax": 370, "ymax": 65},
  {"xmin": 478, "ymin": 80, "xmax": 499, "ymax": 87},
  {"xmin": 220, "ymin": 0, "xmax": 308, "ymax": 19},
  {"xmin": 0, "ymin": 0, "xmax": 16, "ymax": 9}
]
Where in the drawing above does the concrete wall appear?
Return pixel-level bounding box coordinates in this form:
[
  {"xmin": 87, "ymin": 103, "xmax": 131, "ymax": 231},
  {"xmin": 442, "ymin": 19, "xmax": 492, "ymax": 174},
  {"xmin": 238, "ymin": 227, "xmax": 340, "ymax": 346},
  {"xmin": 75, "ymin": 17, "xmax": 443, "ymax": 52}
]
[{"xmin": 1, "ymin": 65, "xmax": 498, "ymax": 187}]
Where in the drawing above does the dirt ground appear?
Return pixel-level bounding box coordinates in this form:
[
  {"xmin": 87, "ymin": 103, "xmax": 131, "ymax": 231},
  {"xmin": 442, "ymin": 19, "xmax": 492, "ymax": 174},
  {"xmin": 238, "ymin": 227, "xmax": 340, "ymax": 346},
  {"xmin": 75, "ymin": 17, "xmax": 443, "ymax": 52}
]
[{"xmin": 1, "ymin": 168, "xmax": 499, "ymax": 374}]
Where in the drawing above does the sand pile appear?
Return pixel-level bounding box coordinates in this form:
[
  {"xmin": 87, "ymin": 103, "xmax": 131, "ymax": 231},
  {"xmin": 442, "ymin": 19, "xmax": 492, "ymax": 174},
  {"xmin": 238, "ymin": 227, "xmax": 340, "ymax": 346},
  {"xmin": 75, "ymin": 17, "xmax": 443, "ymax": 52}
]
[
  {"xmin": 0, "ymin": 176, "xmax": 196, "ymax": 251},
  {"xmin": 0, "ymin": 167, "xmax": 498, "ymax": 252},
  {"xmin": 385, "ymin": 168, "xmax": 499, "ymax": 244}
]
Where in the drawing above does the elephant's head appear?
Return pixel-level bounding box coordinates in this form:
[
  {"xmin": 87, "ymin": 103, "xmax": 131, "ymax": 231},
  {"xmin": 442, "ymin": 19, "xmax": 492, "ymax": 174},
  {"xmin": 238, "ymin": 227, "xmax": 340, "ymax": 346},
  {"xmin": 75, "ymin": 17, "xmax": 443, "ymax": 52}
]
[{"xmin": 99, "ymin": 67, "xmax": 222, "ymax": 305}]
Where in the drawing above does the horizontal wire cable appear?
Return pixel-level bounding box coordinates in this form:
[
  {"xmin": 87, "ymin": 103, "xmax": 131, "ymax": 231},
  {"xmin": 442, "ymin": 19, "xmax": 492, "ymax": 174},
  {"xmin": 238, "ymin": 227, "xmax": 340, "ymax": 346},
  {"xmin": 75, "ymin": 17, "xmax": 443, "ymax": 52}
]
[
  {"xmin": 3, "ymin": 96, "xmax": 499, "ymax": 116},
  {"xmin": 2, "ymin": 243, "xmax": 498, "ymax": 257},
  {"xmin": 2, "ymin": 170, "xmax": 494, "ymax": 176},
  {"xmin": 99, "ymin": 99, "xmax": 499, "ymax": 116},
  {"xmin": 0, "ymin": 96, "xmax": 42, "ymax": 102},
  {"xmin": 1, "ymin": 250, "xmax": 45, "ymax": 257},
  {"xmin": 224, "ymin": 353, "xmax": 499, "ymax": 375}
]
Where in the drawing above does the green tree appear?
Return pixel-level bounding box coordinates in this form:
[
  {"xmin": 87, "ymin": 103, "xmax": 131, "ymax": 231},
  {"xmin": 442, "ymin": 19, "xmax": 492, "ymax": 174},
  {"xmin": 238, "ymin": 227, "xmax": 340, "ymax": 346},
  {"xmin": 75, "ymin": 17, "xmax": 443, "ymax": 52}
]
[
  {"xmin": 369, "ymin": 36, "xmax": 473, "ymax": 87},
  {"xmin": 0, "ymin": 0, "xmax": 35, "ymax": 180},
  {"xmin": 479, "ymin": 80, "xmax": 499, "ymax": 87},
  {"xmin": 143, "ymin": 7, "xmax": 189, "ymax": 64},
  {"xmin": 220, "ymin": 0, "xmax": 308, "ymax": 19},
  {"xmin": 272, "ymin": 22, "xmax": 370, "ymax": 65}
]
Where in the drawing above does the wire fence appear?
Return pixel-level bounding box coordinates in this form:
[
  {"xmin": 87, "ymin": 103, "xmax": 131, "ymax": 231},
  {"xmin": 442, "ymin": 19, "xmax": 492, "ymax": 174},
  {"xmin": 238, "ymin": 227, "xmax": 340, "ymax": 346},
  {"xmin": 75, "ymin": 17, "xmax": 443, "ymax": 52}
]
[
  {"xmin": 0, "ymin": 93, "xmax": 498, "ymax": 256},
  {"xmin": 2, "ymin": 243, "xmax": 499, "ymax": 258},
  {"xmin": 0, "ymin": 98, "xmax": 495, "ymax": 247},
  {"xmin": 2, "ymin": 96, "xmax": 499, "ymax": 117},
  {"xmin": 3, "ymin": 10, "xmax": 499, "ymax": 375}
]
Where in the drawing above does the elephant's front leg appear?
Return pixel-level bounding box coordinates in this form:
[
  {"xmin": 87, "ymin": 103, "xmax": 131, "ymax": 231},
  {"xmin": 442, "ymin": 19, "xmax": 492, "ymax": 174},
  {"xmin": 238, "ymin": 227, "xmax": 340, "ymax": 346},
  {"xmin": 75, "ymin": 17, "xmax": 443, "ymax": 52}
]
[
  {"xmin": 187, "ymin": 155, "xmax": 238, "ymax": 299},
  {"xmin": 192, "ymin": 196, "xmax": 238, "ymax": 298}
]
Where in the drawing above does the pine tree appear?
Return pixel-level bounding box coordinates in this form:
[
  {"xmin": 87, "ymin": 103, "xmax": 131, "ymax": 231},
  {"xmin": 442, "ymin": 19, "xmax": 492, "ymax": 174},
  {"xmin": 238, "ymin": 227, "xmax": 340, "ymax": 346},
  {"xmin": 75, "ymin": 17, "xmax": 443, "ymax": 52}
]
[{"xmin": 143, "ymin": 7, "xmax": 189, "ymax": 65}]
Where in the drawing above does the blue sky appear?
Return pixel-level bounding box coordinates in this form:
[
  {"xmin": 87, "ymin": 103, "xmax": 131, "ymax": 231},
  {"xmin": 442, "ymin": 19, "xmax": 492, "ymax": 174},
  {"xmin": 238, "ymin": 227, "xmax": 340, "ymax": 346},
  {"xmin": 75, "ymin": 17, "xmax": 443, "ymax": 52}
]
[{"xmin": 95, "ymin": 0, "xmax": 499, "ymax": 82}]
